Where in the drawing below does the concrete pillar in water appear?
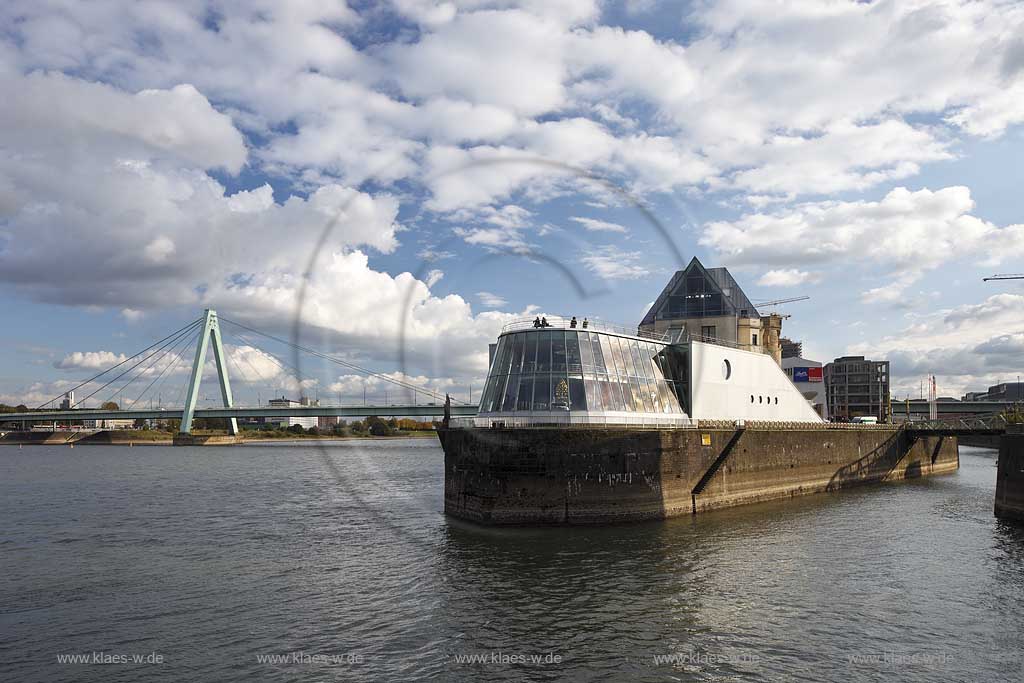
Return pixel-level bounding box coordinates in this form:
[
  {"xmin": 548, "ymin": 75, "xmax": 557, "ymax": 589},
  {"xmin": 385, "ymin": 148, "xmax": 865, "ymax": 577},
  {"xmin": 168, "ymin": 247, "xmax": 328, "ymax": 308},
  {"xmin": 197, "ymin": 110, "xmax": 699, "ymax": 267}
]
[{"xmin": 995, "ymin": 425, "xmax": 1024, "ymax": 523}]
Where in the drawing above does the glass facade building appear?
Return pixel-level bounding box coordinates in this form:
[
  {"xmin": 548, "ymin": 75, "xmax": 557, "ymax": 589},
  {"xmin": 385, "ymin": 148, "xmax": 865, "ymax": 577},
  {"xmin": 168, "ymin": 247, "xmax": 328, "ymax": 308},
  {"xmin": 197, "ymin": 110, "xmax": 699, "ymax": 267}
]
[
  {"xmin": 640, "ymin": 256, "xmax": 761, "ymax": 325},
  {"xmin": 478, "ymin": 328, "xmax": 685, "ymax": 418}
]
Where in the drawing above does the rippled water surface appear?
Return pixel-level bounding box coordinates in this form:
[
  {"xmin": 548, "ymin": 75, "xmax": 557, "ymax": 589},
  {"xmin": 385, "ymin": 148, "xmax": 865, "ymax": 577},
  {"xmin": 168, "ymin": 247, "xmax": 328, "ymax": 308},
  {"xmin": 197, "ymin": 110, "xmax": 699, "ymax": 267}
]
[{"xmin": 2, "ymin": 440, "xmax": 1023, "ymax": 682}]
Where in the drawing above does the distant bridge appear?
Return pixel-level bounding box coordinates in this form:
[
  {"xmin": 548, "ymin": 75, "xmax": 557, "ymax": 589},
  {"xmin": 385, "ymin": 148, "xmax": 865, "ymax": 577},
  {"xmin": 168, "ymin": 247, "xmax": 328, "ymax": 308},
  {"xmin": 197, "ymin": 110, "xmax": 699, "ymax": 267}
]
[
  {"xmin": 6, "ymin": 309, "xmax": 478, "ymax": 435},
  {"xmin": 0, "ymin": 404, "xmax": 478, "ymax": 427},
  {"xmin": 904, "ymin": 415, "xmax": 1013, "ymax": 437},
  {"xmin": 895, "ymin": 400, "xmax": 1019, "ymax": 419}
]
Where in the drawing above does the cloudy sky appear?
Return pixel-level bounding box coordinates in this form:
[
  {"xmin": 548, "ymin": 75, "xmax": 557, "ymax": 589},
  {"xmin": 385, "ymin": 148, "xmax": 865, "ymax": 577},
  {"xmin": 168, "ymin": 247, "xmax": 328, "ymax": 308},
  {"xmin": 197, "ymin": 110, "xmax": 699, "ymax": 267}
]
[{"xmin": 1, "ymin": 0, "xmax": 1023, "ymax": 408}]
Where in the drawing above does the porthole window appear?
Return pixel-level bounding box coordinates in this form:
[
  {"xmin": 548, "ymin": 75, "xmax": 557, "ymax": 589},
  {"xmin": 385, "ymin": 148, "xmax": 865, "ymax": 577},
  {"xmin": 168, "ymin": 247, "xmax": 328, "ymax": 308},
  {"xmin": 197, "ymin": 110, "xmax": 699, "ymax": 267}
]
[
  {"xmin": 774, "ymin": 397, "xmax": 778, "ymax": 405},
  {"xmin": 759, "ymin": 395, "xmax": 763, "ymax": 404},
  {"xmin": 750, "ymin": 394, "xmax": 754, "ymax": 403},
  {"xmin": 722, "ymin": 359, "xmax": 732, "ymax": 380}
]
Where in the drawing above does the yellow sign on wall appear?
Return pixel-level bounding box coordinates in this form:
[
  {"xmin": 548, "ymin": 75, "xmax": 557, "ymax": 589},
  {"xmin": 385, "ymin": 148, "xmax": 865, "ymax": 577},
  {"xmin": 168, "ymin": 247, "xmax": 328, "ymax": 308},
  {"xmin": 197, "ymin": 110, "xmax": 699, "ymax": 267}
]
[{"xmin": 701, "ymin": 433, "xmax": 712, "ymax": 446}]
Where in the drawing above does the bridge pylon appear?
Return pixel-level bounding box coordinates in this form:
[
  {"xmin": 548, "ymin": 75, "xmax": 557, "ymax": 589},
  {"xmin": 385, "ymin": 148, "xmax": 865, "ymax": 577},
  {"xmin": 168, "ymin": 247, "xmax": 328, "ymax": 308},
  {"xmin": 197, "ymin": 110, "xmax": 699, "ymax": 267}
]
[{"xmin": 180, "ymin": 309, "xmax": 238, "ymax": 435}]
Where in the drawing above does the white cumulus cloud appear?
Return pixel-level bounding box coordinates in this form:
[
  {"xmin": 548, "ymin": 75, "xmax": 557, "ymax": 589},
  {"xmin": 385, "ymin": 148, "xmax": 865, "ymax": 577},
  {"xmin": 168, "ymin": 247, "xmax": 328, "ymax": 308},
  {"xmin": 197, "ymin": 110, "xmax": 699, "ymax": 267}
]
[{"xmin": 757, "ymin": 269, "xmax": 821, "ymax": 287}]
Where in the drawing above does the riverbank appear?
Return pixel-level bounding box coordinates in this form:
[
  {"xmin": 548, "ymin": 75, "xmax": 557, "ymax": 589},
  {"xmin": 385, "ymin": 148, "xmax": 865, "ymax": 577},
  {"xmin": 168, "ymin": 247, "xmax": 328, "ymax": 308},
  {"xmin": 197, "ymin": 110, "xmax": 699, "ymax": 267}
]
[
  {"xmin": 0, "ymin": 430, "xmax": 439, "ymax": 446},
  {"xmin": 240, "ymin": 433, "xmax": 437, "ymax": 444},
  {"xmin": 0, "ymin": 431, "xmax": 170, "ymax": 446}
]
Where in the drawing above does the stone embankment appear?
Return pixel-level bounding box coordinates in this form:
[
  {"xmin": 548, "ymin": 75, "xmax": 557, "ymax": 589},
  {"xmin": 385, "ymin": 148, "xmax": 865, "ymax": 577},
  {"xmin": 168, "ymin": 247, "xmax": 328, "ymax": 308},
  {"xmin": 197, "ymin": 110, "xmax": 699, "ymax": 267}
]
[
  {"xmin": 995, "ymin": 425, "xmax": 1024, "ymax": 523},
  {"xmin": 440, "ymin": 424, "xmax": 959, "ymax": 525}
]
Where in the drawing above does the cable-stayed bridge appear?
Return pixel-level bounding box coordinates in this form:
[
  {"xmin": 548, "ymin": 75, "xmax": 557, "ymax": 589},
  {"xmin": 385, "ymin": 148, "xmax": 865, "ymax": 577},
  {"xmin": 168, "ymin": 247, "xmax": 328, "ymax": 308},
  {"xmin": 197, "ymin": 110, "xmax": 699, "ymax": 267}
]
[
  {"xmin": 3, "ymin": 309, "xmax": 1017, "ymax": 441},
  {"xmin": 1, "ymin": 310, "xmax": 477, "ymax": 434}
]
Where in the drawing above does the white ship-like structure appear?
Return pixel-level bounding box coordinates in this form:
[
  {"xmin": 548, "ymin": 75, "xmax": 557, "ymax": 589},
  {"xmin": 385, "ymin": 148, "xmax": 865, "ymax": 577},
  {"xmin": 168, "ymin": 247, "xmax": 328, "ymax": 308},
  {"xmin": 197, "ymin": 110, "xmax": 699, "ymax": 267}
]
[
  {"xmin": 469, "ymin": 317, "xmax": 822, "ymax": 430},
  {"xmin": 438, "ymin": 258, "xmax": 956, "ymax": 525}
]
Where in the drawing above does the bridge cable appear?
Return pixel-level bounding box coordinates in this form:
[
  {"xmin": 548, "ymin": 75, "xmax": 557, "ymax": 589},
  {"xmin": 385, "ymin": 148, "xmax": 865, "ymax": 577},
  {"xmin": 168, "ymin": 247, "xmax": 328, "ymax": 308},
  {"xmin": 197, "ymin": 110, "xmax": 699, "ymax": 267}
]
[
  {"xmin": 103, "ymin": 323, "xmax": 202, "ymax": 407},
  {"xmin": 68, "ymin": 319, "xmax": 203, "ymax": 410},
  {"xmin": 222, "ymin": 347, "xmax": 249, "ymax": 406},
  {"xmin": 226, "ymin": 332, "xmax": 319, "ymax": 408},
  {"xmin": 127, "ymin": 325, "xmax": 204, "ymax": 410},
  {"xmin": 222, "ymin": 333, "xmax": 275, "ymax": 403},
  {"xmin": 229, "ymin": 331, "xmax": 299, "ymax": 392},
  {"xmin": 148, "ymin": 327, "xmax": 203, "ymax": 410},
  {"xmin": 218, "ymin": 317, "xmax": 468, "ymax": 404},
  {"xmin": 222, "ymin": 319, "xmax": 435, "ymax": 400},
  {"xmin": 171, "ymin": 359, "xmax": 191, "ymax": 410},
  {"xmin": 36, "ymin": 317, "xmax": 203, "ymax": 409},
  {"xmin": 84, "ymin": 321, "xmax": 203, "ymax": 410},
  {"xmin": 218, "ymin": 336, "xmax": 256, "ymax": 406},
  {"xmin": 227, "ymin": 330, "xmax": 314, "ymax": 401}
]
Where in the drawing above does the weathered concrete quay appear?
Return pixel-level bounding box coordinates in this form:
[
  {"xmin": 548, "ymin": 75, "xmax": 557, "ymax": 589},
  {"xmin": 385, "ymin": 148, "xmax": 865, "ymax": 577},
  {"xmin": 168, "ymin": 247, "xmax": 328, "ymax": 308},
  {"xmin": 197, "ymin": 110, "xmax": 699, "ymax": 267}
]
[
  {"xmin": 440, "ymin": 423, "xmax": 958, "ymax": 525},
  {"xmin": 995, "ymin": 425, "xmax": 1024, "ymax": 523}
]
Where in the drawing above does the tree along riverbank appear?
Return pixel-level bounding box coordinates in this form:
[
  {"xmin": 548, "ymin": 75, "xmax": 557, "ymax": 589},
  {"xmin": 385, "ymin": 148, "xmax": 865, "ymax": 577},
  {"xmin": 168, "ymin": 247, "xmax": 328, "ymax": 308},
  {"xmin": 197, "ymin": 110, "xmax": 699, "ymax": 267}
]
[{"xmin": 1, "ymin": 416, "xmax": 441, "ymax": 445}]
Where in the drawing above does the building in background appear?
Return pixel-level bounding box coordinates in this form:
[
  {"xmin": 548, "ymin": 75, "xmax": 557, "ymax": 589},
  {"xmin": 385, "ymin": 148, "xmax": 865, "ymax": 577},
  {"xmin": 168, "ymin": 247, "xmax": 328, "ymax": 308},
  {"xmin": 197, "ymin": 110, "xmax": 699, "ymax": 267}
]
[
  {"xmin": 82, "ymin": 418, "xmax": 134, "ymax": 430},
  {"xmin": 961, "ymin": 382, "xmax": 1024, "ymax": 402},
  {"xmin": 318, "ymin": 415, "xmax": 340, "ymax": 429},
  {"xmin": 782, "ymin": 354, "xmax": 827, "ymax": 419},
  {"xmin": 97, "ymin": 418, "xmax": 134, "ymax": 429},
  {"xmin": 639, "ymin": 257, "xmax": 784, "ymax": 364},
  {"xmin": 59, "ymin": 391, "xmax": 74, "ymax": 410},
  {"xmin": 780, "ymin": 338, "xmax": 802, "ymax": 359},
  {"xmin": 267, "ymin": 396, "xmax": 319, "ymax": 429},
  {"xmin": 824, "ymin": 356, "xmax": 890, "ymax": 421}
]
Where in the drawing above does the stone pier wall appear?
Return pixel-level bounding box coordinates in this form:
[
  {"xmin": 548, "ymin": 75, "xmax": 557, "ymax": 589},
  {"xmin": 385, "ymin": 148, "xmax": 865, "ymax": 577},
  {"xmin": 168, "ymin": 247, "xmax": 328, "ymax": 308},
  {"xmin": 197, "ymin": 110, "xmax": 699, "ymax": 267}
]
[
  {"xmin": 959, "ymin": 434, "xmax": 1001, "ymax": 449},
  {"xmin": 995, "ymin": 427, "xmax": 1024, "ymax": 523},
  {"xmin": 439, "ymin": 425, "xmax": 959, "ymax": 525}
]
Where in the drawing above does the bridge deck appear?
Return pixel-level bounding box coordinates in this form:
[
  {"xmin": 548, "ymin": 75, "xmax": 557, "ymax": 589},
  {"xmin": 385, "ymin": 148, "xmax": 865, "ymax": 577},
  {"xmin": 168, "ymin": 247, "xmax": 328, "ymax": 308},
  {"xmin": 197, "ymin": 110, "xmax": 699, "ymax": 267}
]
[
  {"xmin": 906, "ymin": 428, "xmax": 1006, "ymax": 436},
  {"xmin": 0, "ymin": 405, "xmax": 479, "ymax": 423}
]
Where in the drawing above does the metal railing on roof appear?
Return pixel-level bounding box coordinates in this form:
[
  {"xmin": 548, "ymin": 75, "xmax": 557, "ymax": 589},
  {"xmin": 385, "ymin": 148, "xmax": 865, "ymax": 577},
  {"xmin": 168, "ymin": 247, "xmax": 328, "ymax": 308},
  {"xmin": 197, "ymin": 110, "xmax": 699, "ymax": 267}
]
[
  {"xmin": 685, "ymin": 333, "xmax": 768, "ymax": 354},
  {"xmin": 449, "ymin": 414, "xmax": 694, "ymax": 429},
  {"xmin": 498, "ymin": 317, "xmax": 774, "ymax": 354},
  {"xmin": 500, "ymin": 316, "xmax": 670, "ymax": 342}
]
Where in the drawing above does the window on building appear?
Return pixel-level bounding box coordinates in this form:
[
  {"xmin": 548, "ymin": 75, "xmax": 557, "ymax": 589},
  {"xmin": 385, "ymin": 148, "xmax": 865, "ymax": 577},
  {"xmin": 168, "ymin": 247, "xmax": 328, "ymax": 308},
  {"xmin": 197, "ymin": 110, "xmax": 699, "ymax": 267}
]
[
  {"xmin": 752, "ymin": 333, "xmax": 758, "ymax": 346},
  {"xmin": 701, "ymin": 325, "xmax": 716, "ymax": 339}
]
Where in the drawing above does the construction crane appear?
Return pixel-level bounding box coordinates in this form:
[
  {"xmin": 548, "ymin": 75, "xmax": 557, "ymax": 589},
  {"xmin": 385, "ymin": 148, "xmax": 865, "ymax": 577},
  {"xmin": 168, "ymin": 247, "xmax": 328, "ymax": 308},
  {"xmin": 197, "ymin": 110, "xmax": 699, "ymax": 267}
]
[
  {"xmin": 752, "ymin": 295, "xmax": 809, "ymax": 320},
  {"xmin": 753, "ymin": 295, "xmax": 810, "ymax": 307},
  {"xmin": 983, "ymin": 274, "xmax": 1024, "ymax": 281}
]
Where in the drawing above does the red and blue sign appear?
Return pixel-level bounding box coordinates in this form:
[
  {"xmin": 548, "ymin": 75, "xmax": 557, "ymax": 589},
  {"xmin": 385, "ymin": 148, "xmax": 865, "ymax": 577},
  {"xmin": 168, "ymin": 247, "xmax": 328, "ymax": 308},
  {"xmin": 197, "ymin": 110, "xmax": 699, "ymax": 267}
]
[{"xmin": 793, "ymin": 367, "xmax": 823, "ymax": 383}]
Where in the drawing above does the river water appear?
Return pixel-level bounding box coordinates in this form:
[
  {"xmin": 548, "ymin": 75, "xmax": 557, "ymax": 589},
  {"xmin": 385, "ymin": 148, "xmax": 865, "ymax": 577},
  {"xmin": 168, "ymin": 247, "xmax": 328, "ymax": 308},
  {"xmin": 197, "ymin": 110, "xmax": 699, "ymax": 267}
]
[{"xmin": 1, "ymin": 441, "xmax": 1022, "ymax": 682}]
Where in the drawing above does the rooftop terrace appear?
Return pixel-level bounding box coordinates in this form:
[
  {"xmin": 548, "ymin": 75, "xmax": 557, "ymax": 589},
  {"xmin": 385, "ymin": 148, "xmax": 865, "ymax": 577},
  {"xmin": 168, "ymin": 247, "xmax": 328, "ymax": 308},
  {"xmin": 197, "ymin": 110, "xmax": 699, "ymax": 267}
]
[{"xmin": 500, "ymin": 316, "xmax": 669, "ymax": 342}]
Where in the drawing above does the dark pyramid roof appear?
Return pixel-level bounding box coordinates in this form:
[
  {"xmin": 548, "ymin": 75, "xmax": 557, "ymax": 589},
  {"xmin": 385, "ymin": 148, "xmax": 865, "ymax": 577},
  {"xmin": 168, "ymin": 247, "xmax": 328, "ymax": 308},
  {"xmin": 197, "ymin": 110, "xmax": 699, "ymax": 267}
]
[{"xmin": 640, "ymin": 257, "xmax": 760, "ymax": 326}]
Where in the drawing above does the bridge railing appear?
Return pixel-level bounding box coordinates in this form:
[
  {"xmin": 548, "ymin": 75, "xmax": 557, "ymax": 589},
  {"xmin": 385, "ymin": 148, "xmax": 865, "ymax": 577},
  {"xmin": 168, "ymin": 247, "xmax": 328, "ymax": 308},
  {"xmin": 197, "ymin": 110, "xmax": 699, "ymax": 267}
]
[{"xmin": 904, "ymin": 415, "xmax": 1010, "ymax": 432}]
